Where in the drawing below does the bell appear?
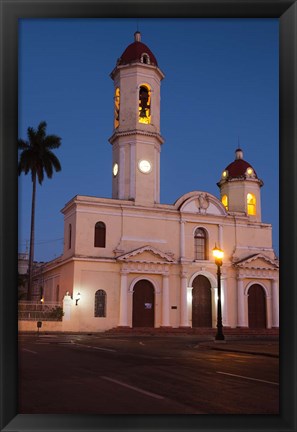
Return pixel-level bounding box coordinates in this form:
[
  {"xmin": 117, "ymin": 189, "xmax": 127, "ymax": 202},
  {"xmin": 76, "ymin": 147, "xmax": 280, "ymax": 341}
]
[{"xmin": 139, "ymin": 108, "xmax": 147, "ymax": 118}]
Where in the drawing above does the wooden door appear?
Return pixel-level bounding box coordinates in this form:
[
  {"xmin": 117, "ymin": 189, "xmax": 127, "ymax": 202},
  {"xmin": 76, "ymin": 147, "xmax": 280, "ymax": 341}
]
[
  {"xmin": 192, "ymin": 275, "xmax": 212, "ymax": 327},
  {"xmin": 132, "ymin": 280, "xmax": 155, "ymax": 327},
  {"xmin": 248, "ymin": 284, "xmax": 267, "ymax": 328}
]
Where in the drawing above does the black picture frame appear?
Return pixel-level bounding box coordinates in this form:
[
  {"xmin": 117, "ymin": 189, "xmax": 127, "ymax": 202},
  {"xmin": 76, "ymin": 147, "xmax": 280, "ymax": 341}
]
[{"xmin": 1, "ymin": 1, "xmax": 296, "ymax": 431}]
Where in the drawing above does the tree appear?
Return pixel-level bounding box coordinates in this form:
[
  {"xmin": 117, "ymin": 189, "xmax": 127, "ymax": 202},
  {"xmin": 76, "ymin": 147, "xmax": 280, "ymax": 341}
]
[{"xmin": 18, "ymin": 121, "xmax": 62, "ymax": 300}]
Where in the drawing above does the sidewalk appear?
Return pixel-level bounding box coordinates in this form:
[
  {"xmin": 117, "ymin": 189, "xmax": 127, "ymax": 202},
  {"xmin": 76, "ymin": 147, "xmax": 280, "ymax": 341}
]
[{"xmin": 198, "ymin": 339, "xmax": 279, "ymax": 358}]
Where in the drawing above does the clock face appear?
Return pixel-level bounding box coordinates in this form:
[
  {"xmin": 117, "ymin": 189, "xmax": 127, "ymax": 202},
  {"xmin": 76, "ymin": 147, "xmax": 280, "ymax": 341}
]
[
  {"xmin": 138, "ymin": 159, "xmax": 151, "ymax": 173},
  {"xmin": 113, "ymin": 163, "xmax": 119, "ymax": 176}
]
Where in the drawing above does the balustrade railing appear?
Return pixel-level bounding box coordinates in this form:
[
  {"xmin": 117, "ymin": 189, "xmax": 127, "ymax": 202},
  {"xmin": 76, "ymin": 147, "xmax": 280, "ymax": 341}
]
[{"xmin": 18, "ymin": 301, "xmax": 64, "ymax": 321}]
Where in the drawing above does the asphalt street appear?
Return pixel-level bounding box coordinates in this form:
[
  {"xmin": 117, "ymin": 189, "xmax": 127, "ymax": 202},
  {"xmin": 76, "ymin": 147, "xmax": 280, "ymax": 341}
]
[{"xmin": 18, "ymin": 334, "xmax": 279, "ymax": 414}]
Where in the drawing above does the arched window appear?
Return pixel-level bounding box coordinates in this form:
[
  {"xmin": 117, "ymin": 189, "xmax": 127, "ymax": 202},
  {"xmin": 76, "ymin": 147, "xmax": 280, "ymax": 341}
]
[
  {"xmin": 94, "ymin": 222, "xmax": 106, "ymax": 248},
  {"xmin": 68, "ymin": 224, "xmax": 72, "ymax": 249},
  {"xmin": 94, "ymin": 290, "xmax": 106, "ymax": 317},
  {"xmin": 222, "ymin": 194, "xmax": 228, "ymax": 211},
  {"xmin": 141, "ymin": 53, "xmax": 150, "ymax": 65},
  {"xmin": 139, "ymin": 84, "xmax": 151, "ymax": 124},
  {"xmin": 247, "ymin": 193, "xmax": 256, "ymax": 215},
  {"xmin": 194, "ymin": 228, "xmax": 208, "ymax": 260}
]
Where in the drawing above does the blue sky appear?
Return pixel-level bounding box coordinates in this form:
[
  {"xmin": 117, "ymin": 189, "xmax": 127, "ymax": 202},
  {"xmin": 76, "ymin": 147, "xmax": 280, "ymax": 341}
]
[{"xmin": 18, "ymin": 18, "xmax": 279, "ymax": 262}]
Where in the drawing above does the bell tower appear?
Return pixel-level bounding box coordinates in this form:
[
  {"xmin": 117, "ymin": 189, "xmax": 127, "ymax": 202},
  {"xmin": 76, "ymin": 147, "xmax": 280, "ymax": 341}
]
[
  {"xmin": 109, "ymin": 32, "xmax": 165, "ymax": 206},
  {"xmin": 217, "ymin": 148, "xmax": 264, "ymax": 222}
]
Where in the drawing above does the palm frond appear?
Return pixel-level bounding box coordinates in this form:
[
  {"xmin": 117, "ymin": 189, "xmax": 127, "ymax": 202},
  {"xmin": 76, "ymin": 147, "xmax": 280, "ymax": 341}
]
[
  {"xmin": 27, "ymin": 126, "xmax": 37, "ymax": 145},
  {"xmin": 37, "ymin": 121, "xmax": 47, "ymax": 142},
  {"xmin": 36, "ymin": 164, "xmax": 45, "ymax": 184},
  {"xmin": 47, "ymin": 151, "xmax": 62, "ymax": 172},
  {"xmin": 18, "ymin": 139, "xmax": 29, "ymax": 150},
  {"xmin": 44, "ymin": 135, "xmax": 62, "ymax": 149},
  {"xmin": 43, "ymin": 158, "xmax": 54, "ymax": 179}
]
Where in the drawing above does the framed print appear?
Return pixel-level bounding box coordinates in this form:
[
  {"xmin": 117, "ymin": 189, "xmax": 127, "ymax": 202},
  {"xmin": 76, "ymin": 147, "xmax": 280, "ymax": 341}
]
[{"xmin": 1, "ymin": 1, "xmax": 296, "ymax": 431}]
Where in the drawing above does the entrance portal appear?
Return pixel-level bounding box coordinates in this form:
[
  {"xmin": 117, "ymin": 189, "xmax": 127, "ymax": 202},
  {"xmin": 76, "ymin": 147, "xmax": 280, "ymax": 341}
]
[
  {"xmin": 132, "ymin": 280, "xmax": 155, "ymax": 327},
  {"xmin": 192, "ymin": 275, "xmax": 212, "ymax": 327},
  {"xmin": 248, "ymin": 284, "xmax": 267, "ymax": 328}
]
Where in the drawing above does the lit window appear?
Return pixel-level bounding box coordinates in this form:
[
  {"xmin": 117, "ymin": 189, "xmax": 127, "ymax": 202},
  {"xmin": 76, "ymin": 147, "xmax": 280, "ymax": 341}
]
[
  {"xmin": 222, "ymin": 195, "xmax": 228, "ymax": 210},
  {"xmin": 94, "ymin": 222, "xmax": 106, "ymax": 248},
  {"xmin": 114, "ymin": 87, "xmax": 120, "ymax": 129},
  {"xmin": 94, "ymin": 290, "xmax": 106, "ymax": 317},
  {"xmin": 247, "ymin": 193, "xmax": 256, "ymax": 215},
  {"xmin": 222, "ymin": 170, "xmax": 228, "ymax": 179},
  {"xmin": 194, "ymin": 228, "xmax": 208, "ymax": 260},
  {"xmin": 139, "ymin": 84, "xmax": 151, "ymax": 124}
]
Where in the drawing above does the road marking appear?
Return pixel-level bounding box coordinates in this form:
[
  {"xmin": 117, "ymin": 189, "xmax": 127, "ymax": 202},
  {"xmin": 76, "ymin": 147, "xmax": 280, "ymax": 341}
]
[
  {"xmin": 217, "ymin": 371, "xmax": 279, "ymax": 386},
  {"xmin": 101, "ymin": 376, "xmax": 164, "ymax": 400},
  {"xmin": 71, "ymin": 342, "xmax": 116, "ymax": 352},
  {"xmin": 22, "ymin": 348, "xmax": 37, "ymax": 354}
]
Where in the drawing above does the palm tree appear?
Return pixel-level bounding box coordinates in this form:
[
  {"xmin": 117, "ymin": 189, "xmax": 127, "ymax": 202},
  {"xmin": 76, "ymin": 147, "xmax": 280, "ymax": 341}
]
[{"xmin": 18, "ymin": 121, "xmax": 62, "ymax": 300}]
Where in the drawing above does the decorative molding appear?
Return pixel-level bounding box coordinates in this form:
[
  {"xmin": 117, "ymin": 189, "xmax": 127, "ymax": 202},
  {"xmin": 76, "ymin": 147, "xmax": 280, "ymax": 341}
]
[
  {"xmin": 109, "ymin": 129, "xmax": 164, "ymax": 145},
  {"xmin": 174, "ymin": 190, "xmax": 227, "ymax": 216},
  {"xmin": 237, "ymin": 269, "xmax": 278, "ymax": 279},
  {"xmin": 233, "ymin": 253, "xmax": 279, "ymax": 269},
  {"xmin": 116, "ymin": 245, "xmax": 175, "ymax": 263},
  {"xmin": 122, "ymin": 261, "xmax": 170, "ymax": 275},
  {"xmin": 197, "ymin": 193, "xmax": 210, "ymax": 213}
]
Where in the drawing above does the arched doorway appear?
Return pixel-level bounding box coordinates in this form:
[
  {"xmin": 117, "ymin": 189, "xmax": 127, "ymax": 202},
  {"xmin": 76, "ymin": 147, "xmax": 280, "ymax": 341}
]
[
  {"xmin": 192, "ymin": 275, "xmax": 212, "ymax": 327},
  {"xmin": 248, "ymin": 284, "xmax": 267, "ymax": 328},
  {"xmin": 132, "ymin": 280, "xmax": 155, "ymax": 327}
]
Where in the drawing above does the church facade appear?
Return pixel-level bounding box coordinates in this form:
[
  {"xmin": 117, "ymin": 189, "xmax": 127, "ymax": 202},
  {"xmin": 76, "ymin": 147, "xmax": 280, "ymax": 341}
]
[{"xmin": 37, "ymin": 32, "xmax": 279, "ymax": 332}]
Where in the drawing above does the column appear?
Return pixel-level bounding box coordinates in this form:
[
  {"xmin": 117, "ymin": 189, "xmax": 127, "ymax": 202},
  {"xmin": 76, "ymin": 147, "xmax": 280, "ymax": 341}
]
[
  {"xmin": 62, "ymin": 293, "xmax": 72, "ymax": 321},
  {"xmin": 180, "ymin": 272, "xmax": 189, "ymax": 327},
  {"xmin": 271, "ymin": 279, "xmax": 279, "ymax": 327},
  {"xmin": 237, "ymin": 277, "xmax": 247, "ymax": 327},
  {"xmin": 161, "ymin": 273, "xmax": 170, "ymax": 327},
  {"xmin": 266, "ymin": 295, "xmax": 272, "ymax": 328},
  {"xmin": 129, "ymin": 143, "xmax": 136, "ymax": 199},
  {"xmin": 221, "ymin": 277, "xmax": 229, "ymax": 327},
  {"xmin": 155, "ymin": 146, "xmax": 161, "ymax": 203},
  {"xmin": 218, "ymin": 224, "xmax": 223, "ymax": 248},
  {"xmin": 118, "ymin": 270, "xmax": 128, "ymax": 327},
  {"xmin": 180, "ymin": 220, "xmax": 185, "ymax": 260},
  {"xmin": 119, "ymin": 145, "xmax": 125, "ymax": 199}
]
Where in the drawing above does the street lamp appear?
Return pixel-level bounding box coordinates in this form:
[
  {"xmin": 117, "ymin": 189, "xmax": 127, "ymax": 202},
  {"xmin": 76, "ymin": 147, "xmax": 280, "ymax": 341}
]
[
  {"xmin": 212, "ymin": 244, "xmax": 225, "ymax": 341},
  {"xmin": 75, "ymin": 292, "xmax": 81, "ymax": 306}
]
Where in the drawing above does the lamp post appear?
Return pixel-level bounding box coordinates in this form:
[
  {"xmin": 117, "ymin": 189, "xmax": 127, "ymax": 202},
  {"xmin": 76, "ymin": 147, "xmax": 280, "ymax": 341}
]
[
  {"xmin": 212, "ymin": 245, "xmax": 225, "ymax": 341},
  {"xmin": 75, "ymin": 292, "xmax": 81, "ymax": 306}
]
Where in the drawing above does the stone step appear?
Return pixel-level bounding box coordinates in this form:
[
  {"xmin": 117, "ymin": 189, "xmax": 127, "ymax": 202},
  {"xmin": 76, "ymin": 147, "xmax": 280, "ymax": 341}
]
[{"xmin": 105, "ymin": 327, "xmax": 279, "ymax": 337}]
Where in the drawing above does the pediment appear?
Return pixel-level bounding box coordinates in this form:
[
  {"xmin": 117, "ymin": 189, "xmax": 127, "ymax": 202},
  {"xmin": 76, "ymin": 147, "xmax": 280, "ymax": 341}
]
[
  {"xmin": 174, "ymin": 191, "xmax": 227, "ymax": 216},
  {"xmin": 234, "ymin": 254, "xmax": 279, "ymax": 270},
  {"xmin": 116, "ymin": 245, "xmax": 175, "ymax": 263}
]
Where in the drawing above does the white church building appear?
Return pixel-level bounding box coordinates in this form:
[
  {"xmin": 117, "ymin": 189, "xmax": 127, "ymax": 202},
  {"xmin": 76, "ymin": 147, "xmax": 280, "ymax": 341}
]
[{"xmin": 29, "ymin": 32, "xmax": 279, "ymax": 333}]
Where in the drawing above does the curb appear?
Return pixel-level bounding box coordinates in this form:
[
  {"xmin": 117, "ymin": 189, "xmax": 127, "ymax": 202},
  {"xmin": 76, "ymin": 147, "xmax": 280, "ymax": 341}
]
[{"xmin": 198, "ymin": 344, "xmax": 279, "ymax": 358}]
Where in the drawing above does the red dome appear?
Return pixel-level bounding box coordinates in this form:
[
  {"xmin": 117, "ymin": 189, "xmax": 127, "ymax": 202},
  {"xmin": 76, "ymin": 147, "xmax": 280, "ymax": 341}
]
[
  {"xmin": 117, "ymin": 33, "xmax": 158, "ymax": 66},
  {"xmin": 225, "ymin": 159, "xmax": 257, "ymax": 179},
  {"xmin": 222, "ymin": 149, "xmax": 258, "ymax": 180}
]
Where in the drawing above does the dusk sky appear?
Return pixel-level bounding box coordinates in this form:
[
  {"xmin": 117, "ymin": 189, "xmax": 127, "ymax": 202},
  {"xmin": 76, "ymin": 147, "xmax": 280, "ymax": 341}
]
[{"xmin": 18, "ymin": 18, "xmax": 279, "ymax": 262}]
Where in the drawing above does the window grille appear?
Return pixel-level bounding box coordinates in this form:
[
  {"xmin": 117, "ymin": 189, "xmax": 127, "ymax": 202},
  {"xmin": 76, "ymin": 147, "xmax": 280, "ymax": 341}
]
[
  {"xmin": 94, "ymin": 290, "xmax": 106, "ymax": 317},
  {"xmin": 194, "ymin": 228, "xmax": 208, "ymax": 260}
]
